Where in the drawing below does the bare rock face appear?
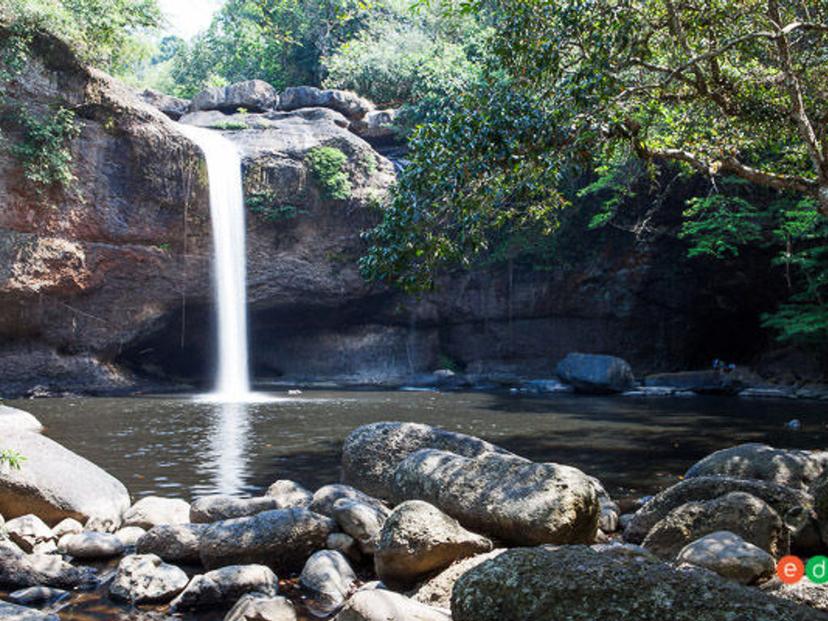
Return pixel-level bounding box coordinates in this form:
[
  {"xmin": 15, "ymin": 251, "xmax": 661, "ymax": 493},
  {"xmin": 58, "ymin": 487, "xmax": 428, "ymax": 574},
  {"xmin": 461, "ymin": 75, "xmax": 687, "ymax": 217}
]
[
  {"xmin": 685, "ymin": 444, "xmax": 828, "ymax": 492},
  {"xmin": 57, "ymin": 532, "xmax": 124, "ymax": 559},
  {"xmin": 0, "ymin": 601, "xmax": 59, "ymax": 621},
  {"xmin": 0, "ymin": 27, "xmax": 211, "ymax": 396},
  {"xmin": 0, "ymin": 406, "xmax": 43, "ymax": 433},
  {"xmin": 332, "ymin": 498, "xmax": 388, "ymax": 555},
  {"xmin": 392, "ymin": 449, "xmax": 600, "ymax": 546},
  {"xmin": 266, "ymin": 480, "xmax": 313, "ymax": 509},
  {"xmin": 199, "ymin": 508, "xmax": 337, "ymax": 571},
  {"xmin": 374, "ymin": 501, "xmax": 492, "ymax": 589},
  {"xmin": 109, "ymin": 554, "xmax": 189, "ymax": 604},
  {"xmin": 555, "ymin": 352, "xmax": 635, "ymax": 393},
  {"xmin": 310, "ymin": 485, "xmax": 387, "ymax": 519},
  {"xmin": 138, "ymin": 88, "xmax": 189, "ymax": 120},
  {"xmin": 410, "ymin": 550, "xmax": 505, "ymax": 610},
  {"xmin": 341, "ymin": 422, "xmax": 508, "ymax": 499},
  {"xmin": 641, "ymin": 492, "xmax": 787, "ymax": 559},
  {"xmin": 0, "ymin": 431, "xmax": 129, "ymax": 526},
  {"xmin": 299, "ymin": 550, "xmax": 358, "ymax": 615},
  {"xmin": 451, "ymin": 547, "xmax": 826, "ymax": 621}
]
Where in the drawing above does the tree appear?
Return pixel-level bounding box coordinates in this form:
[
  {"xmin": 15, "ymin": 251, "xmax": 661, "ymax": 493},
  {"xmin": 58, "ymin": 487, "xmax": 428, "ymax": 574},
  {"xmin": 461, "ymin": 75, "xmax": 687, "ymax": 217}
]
[{"xmin": 458, "ymin": 0, "xmax": 828, "ymax": 216}]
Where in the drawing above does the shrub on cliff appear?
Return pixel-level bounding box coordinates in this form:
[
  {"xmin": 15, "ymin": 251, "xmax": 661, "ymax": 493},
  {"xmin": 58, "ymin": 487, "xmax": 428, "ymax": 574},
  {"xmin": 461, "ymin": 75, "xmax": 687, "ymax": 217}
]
[{"xmin": 307, "ymin": 146, "xmax": 352, "ymax": 201}]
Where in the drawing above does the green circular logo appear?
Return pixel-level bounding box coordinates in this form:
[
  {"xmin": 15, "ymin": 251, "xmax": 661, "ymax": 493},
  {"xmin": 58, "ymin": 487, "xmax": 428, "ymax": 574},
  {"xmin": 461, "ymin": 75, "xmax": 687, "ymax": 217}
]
[{"xmin": 806, "ymin": 556, "xmax": 828, "ymax": 584}]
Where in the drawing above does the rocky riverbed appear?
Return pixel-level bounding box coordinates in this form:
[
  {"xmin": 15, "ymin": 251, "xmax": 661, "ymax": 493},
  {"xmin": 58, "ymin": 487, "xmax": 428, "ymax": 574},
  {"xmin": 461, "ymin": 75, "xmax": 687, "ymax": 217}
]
[{"xmin": 3, "ymin": 404, "xmax": 828, "ymax": 620}]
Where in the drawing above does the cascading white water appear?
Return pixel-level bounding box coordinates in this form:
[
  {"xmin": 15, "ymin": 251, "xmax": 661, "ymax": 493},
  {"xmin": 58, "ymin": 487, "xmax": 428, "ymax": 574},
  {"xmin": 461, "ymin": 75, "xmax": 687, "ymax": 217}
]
[{"xmin": 179, "ymin": 125, "xmax": 251, "ymax": 401}]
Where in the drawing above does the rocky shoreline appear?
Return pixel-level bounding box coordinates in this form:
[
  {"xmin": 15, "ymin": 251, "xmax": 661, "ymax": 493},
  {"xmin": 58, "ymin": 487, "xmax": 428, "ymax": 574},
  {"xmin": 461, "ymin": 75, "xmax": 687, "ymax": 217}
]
[{"xmin": 3, "ymin": 407, "xmax": 828, "ymax": 620}]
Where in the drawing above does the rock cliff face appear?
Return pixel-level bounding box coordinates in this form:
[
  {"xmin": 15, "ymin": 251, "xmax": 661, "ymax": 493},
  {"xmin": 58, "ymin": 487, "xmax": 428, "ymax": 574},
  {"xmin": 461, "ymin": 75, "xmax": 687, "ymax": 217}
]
[{"xmin": 0, "ymin": 30, "xmax": 818, "ymax": 396}]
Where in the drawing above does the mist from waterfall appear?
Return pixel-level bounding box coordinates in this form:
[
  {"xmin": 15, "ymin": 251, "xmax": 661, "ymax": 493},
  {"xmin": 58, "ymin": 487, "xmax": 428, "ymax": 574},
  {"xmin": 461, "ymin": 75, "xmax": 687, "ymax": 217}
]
[{"xmin": 179, "ymin": 124, "xmax": 251, "ymax": 401}]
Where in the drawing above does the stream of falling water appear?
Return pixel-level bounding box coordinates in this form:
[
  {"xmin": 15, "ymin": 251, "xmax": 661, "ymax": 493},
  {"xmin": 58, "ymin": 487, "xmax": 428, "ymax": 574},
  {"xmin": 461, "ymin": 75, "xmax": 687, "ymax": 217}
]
[{"xmin": 178, "ymin": 124, "xmax": 251, "ymax": 402}]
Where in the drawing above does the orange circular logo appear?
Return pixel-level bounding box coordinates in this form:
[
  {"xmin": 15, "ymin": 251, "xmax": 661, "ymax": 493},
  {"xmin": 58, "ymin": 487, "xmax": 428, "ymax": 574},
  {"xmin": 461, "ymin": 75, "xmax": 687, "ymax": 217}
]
[{"xmin": 777, "ymin": 556, "xmax": 805, "ymax": 584}]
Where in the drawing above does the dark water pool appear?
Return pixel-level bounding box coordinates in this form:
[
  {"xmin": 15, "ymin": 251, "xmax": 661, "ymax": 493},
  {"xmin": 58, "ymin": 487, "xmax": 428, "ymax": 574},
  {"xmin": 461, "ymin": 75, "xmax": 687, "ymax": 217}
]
[
  {"xmin": 4, "ymin": 390, "xmax": 828, "ymax": 620},
  {"xmin": 10, "ymin": 390, "xmax": 828, "ymax": 501}
]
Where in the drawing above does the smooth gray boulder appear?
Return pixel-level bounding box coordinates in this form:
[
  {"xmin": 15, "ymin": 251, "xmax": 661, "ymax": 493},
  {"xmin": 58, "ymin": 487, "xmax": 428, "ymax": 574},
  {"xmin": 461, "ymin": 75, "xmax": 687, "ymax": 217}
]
[
  {"xmin": 326, "ymin": 532, "xmax": 362, "ymax": 562},
  {"xmin": 333, "ymin": 590, "xmax": 450, "ymax": 621},
  {"xmin": 266, "ymin": 480, "xmax": 313, "ymax": 509},
  {"xmin": 0, "ymin": 601, "xmax": 58, "ymax": 621},
  {"xmin": 0, "ymin": 540, "xmax": 96, "ymax": 588},
  {"xmin": 51, "ymin": 518, "xmax": 83, "ymax": 539},
  {"xmin": 451, "ymin": 546, "xmax": 826, "ymax": 621},
  {"xmin": 299, "ymin": 550, "xmax": 358, "ymax": 615},
  {"xmin": 0, "ymin": 431, "xmax": 129, "ymax": 526},
  {"xmin": 278, "ymin": 86, "xmax": 373, "ymax": 120},
  {"xmin": 310, "ymin": 485, "xmax": 387, "ymax": 518},
  {"xmin": 685, "ymin": 443, "xmax": 828, "ymax": 492},
  {"xmin": 190, "ymin": 495, "xmax": 280, "ymax": 523},
  {"xmin": 109, "ymin": 554, "xmax": 189, "ymax": 603},
  {"xmin": 57, "ymin": 532, "xmax": 124, "ymax": 559},
  {"xmin": 392, "ymin": 449, "xmax": 599, "ymax": 545},
  {"xmin": 350, "ymin": 109, "xmax": 398, "ymax": 144},
  {"xmin": 192, "ymin": 79, "xmax": 279, "ymax": 113},
  {"xmin": 642, "ymin": 492, "xmax": 787, "ymax": 559},
  {"xmin": 342, "ymin": 422, "xmax": 507, "ymax": 499},
  {"xmin": 676, "ymin": 531, "xmax": 775, "ymax": 585},
  {"xmin": 123, "ymin": 496, "xmax": 191, "ymax": 529},
  {"xmin": 375, "ymin": 501, "xmax": 492, "ymax": 589},
  {"xmin": 332, "ymin": 498, "xmax": 389, "ymax": 554},
  {"xmin": 624, "ymin": 476, "xmax": 813, "ymax": 544},
  {"xmin": 0, "ymin": 406, "xmax": 43, "ymax": 433},
  {"xmin": 225, "ymin": 595, "xmax": 298, "ymax": 621},
  {"xmin": 199, "ymin": 508, "xmax": 337, "ymax": 571},
  {"xmin": 555, "ymin": 352, "xmax": 635, "ymax": 393},
  {"xmin": 137, "ymin": 523, "xmax": 207, "ymax": 564},
  {"xmin": 170, "ymin": 564, "xmax": 278, "ymax": 610}
]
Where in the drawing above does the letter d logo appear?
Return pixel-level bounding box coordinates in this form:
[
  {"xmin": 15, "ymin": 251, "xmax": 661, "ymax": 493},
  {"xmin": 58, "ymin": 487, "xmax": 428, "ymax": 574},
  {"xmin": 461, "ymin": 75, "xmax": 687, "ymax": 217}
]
[{"xmin": 807, "ymin": 556, "xmax": 828, "ymax": 584}]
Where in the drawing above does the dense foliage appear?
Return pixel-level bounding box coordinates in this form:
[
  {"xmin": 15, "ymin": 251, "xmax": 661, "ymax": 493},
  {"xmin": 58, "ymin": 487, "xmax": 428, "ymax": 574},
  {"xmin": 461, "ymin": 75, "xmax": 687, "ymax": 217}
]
[
  {"xmin": 307, "ymin": 146, "xmax": 352, "ymax": 200},
  {"xmin": 361, "ymin": 0, "xmax": 828, "ymax": 342}
]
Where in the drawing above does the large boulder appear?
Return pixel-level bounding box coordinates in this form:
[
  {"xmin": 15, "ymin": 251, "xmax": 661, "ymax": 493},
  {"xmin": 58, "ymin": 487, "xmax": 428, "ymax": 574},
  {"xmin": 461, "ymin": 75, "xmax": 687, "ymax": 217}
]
[
  {"xmin": 624, "ymin": 476, "xmax": 813, "ymax": 544},
  {"xmin": 349, "ymin": 109, "xmax": 399, "ymax": 146},
  {"xmin": 555, "ymin": 352, "xmax": 635, "ymax": 393},
  {"xmin": 685, "ymin": 444, "xmax": 828, "ymax": 492},
  {"xmin": 0, "ymin": 540, "xmax": 95, "ymax": 589},
  {"xmin": 333, "ymin": 590, "xmax": 451, "ymax": 621},
  {"xmin": 123, "ymin": 496, "xmax": 191, "ymax": 529},
  {"xmin": 171, "ymin": 564, "xmax": 279, "ymax": 610},
  {"xmin": 341, "ymin": 422, "xmax": 507, "ymax": 499},
  {"xmin": 0, "ymin": 431, "xmax": 130, "ymax": 526},
  {"xmin": 0, "ymin": 406, "xmax": 43, "ymax": 433},
  {"xmin": 137, "ymin": 88, "xmax": 189, "ymax": 120},
  {"xmin": 451, "ymin": 546, "xmax": 826, "ymax": 621},
  {"xmin": 199, "ymin": 508, "xmax": 337, "ymax": 571},
  {"xmin": 676, "ymin": 531, "xmax": 775, "ymax": 585},
  {"xmin": 392, "ymin": 449, "xmax": 599, "ymax": 545},
  {"xmin": 109, "ymin": 554, "xmax": 189, "ymax": 603},
  {"xmin": 278, "ymin": 86, "xmax": 373, "ymax": 120},
  {"xmin": 190, "ymin": 495, "xmax": 280, "ymax": 523},
  {"xmin": 299, "ymin": 550, "xmax": 358, "ymax": 615},
  {"xmin": 192, "ymin": 80, "xmax": 279, "ymax": 113},
  {"xmin": 136, "ymin": 523, "xmax": 207, "ymax": 564},
  {"xmin": 642, "ymin": 492, "xmax": 787, "ymax": 559},
  {"xmin": 374, "ymin": 501, "xmax": 492, "ymax": 589}
]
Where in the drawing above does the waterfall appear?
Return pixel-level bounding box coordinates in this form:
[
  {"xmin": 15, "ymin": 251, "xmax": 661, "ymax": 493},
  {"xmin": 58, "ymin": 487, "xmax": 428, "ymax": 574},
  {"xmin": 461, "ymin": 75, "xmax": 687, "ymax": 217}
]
[{"xmin": 179, "ymin": 125, "xmax": 251, "ymax": 401}]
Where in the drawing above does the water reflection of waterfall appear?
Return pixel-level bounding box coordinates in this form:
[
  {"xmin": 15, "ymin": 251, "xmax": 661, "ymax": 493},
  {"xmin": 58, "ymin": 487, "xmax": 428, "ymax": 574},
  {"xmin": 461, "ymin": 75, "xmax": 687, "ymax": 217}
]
[{"xmin": 207, "ymin": 402, "xmax": 251, "ymax": 496}]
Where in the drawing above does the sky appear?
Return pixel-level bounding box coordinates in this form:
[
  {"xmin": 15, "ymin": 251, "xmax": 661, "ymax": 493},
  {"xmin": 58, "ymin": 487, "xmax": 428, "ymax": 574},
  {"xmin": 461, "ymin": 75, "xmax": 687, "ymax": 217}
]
[{"xmin": 157, "ymin": 0, "xmax": 224, "ymax": 40}]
